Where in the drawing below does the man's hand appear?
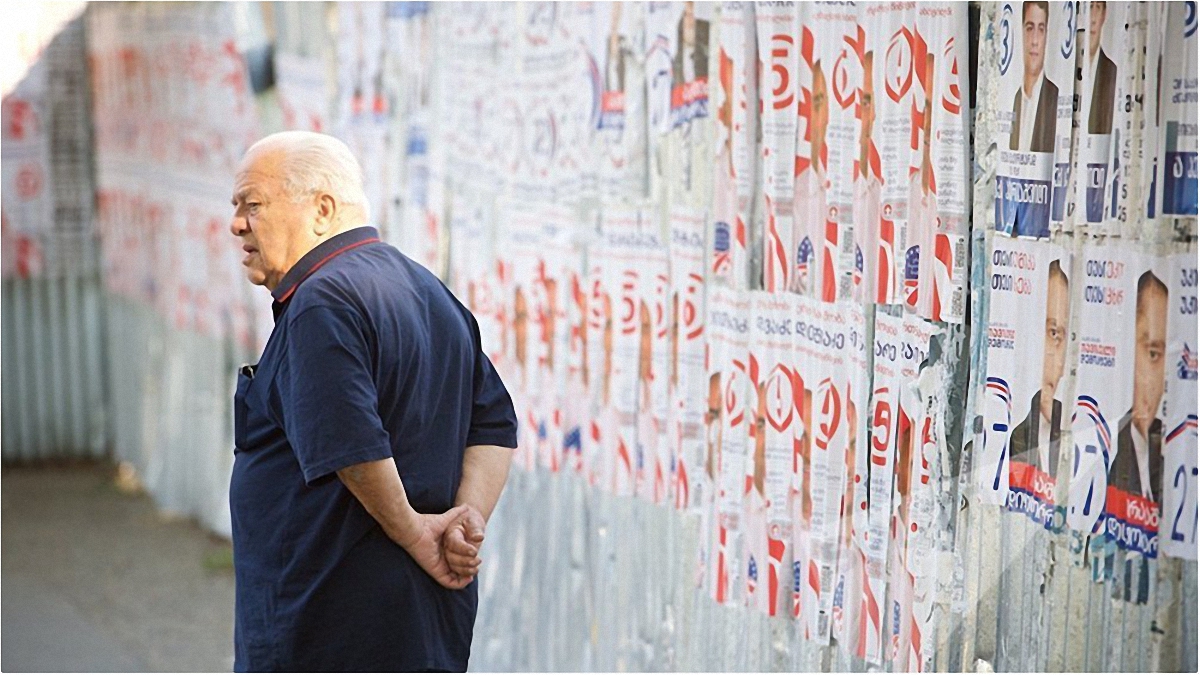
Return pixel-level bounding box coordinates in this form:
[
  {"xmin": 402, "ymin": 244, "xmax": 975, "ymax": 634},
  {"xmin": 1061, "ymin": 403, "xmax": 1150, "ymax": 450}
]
[
  {"xmin": 395, "ymin": 505, "xmax": 476, "ymax": 590},
  {"xmin": 443, "ymin": 505, "xmax": 485, "ymax": 578}
]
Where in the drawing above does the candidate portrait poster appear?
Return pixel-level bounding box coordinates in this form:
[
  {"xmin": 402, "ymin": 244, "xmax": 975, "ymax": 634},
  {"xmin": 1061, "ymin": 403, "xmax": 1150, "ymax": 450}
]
[
  {"xmin": 792, "ymin": 3, "xmax": 858, "ymax": 303},
  {"xmin": 1160, "ymin": 252, "xmax": 1198, "ymax": 560},
  {"xmin": 746, "ymin": 291, "xmax": 797, "ymax": 617},
  {"xmin": 1076, "ymin": 1, "xmax": 1131, "ymax": 231},
  {"xmin": 705, "ymin": 287, "xmax": 752, "ymax": 605},
  {"xmin": 913, "ymin": 3, "xmax": 970, "ymax": 324},
  {"xmin": 1068, "ymin": 246, "xmax": 1169, "ymax": 589},
  {"xmin": 861, "ymin": 309, "xmax": 904, "ymax": 665},
  {"xmin": 652, "ymin": 1, "xmax": 715, "ymax": 209},
  {"xmin": 858, "ymin": 3, "xmax": 917, "ymax": 307},
  {"xmin": 993, "ymin": 0, "xmax": 1074, "ymax": 239},
  {"xmin": 711, "ymin": 2, "xmax": 756, "ymax": 288},
  {"xmin": 758, "ymin": 1, "xmax": 800, "ymax": 293},
  {"xmin": 830, "ymin": 302, "xmax": 870, "ymax": 654},
  {"xmin": 977, "ymin": 238, "xmax": 1064, "ymax": 507},
  {"xmin": 669, "ymin": 206, "xmax": 710, "ymax": 513},
  {"xmin": 1151, "ymin": 2, "xmax": 1198, "ymax": 218}
]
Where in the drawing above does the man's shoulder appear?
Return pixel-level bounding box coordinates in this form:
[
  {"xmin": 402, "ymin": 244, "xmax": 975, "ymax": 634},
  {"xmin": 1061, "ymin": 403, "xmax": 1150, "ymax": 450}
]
[{"xmin": 1042, "ymin": 76, "xmax": 1059, "ymax": 102}]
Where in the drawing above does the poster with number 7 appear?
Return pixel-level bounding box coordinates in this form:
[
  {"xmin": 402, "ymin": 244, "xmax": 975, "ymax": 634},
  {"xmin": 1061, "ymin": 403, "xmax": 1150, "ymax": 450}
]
[{"xmin": 1160, "ymin": 252, "xmax": 1197, "ymax": 561}]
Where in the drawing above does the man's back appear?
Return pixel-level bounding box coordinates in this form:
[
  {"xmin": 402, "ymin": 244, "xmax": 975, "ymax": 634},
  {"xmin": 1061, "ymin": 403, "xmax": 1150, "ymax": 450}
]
[{"xmin": 230, "ymin": 227, "xmax": 516, "ymax": 671}]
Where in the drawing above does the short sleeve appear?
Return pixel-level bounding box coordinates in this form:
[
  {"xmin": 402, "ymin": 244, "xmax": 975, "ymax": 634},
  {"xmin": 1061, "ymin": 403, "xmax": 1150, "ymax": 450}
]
[
  {"xmin": 466, "ymin": 317, "xmax": 518, "ymax": 448},
  {"xmin": 278, "ymin": 305, "xmax": 394, "ymax": 484}
]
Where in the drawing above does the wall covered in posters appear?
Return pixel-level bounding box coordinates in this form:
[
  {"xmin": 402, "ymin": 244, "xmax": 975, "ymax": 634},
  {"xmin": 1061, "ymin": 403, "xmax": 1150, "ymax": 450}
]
[{"xmin": 48, "ymin": 0, "xmax": 1199, "ymax": 671}]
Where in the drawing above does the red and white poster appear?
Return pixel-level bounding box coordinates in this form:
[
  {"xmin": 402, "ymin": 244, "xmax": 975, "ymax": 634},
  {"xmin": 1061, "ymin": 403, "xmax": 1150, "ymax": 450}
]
[{"xmin": 705, "ymin": 287, "xmax": 751, "ymax": 605}]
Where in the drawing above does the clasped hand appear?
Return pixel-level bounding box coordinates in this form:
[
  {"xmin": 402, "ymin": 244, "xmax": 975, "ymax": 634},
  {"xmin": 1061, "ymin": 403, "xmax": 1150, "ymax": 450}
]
[{"xmin": 399, "ymin": 504, "xmax": 486, "ymax": 590}]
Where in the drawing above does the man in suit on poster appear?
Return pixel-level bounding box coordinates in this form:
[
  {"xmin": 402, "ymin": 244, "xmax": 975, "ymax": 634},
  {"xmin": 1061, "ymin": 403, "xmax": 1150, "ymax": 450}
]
[
  {"xmin": 1009, "ymin": 0, "xmax": 1059, "ymax": 153},
  {"xmin": 1009, "ymin": 260, "xmax": 1070, "ymax": 475}
]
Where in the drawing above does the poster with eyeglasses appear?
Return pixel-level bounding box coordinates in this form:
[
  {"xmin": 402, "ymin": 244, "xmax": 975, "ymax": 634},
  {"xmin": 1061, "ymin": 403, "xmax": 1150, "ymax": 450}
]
[{"xmin": 993, "ymin": 0, "xmax": 1074, "ymax": 239}]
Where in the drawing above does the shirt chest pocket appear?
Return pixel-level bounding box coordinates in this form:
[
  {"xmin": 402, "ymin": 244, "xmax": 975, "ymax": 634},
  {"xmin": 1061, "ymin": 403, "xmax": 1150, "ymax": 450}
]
[
  {"xmin": 235, "ymin": 362, "xmax": 286, "ymax": 454},
  {"xmin": 234, "ymin": 365, "xmax": 256, "ymax": 452}
]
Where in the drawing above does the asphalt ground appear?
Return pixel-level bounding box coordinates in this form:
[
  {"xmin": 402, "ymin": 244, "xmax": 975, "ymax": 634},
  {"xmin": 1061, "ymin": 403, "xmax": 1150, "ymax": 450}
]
[{"xmin": 2, "ymin": 462, "xmax": 236, "ymax": 672}]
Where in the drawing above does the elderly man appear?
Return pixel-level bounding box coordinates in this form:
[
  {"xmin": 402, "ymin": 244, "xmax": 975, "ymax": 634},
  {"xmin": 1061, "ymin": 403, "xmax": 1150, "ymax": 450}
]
[{"xmin": 228, "ymin": 131, "xmax": 517, "ymax": 671}]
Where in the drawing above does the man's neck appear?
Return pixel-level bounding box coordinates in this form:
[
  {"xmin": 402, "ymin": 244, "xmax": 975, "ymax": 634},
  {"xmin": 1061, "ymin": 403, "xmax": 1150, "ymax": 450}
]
[{"xmin": 1023, "ymin": 73, "xmax": 1040, "ymax": 98}]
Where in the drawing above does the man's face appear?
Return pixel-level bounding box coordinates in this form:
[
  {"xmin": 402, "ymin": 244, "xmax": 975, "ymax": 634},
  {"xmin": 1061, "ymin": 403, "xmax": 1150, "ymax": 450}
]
[
  {"xmin": 514, "ymin": 288, "xmax": 528, "ymax": 365},
  {"xmin": 1041, "ymin": 270, "xmax": 1070, "ymax": 409},
  {"xmin": 753, "ymin": 384, "xmax": 767, "ymax": 489},
  {"xmin": 860, "ymin": 57, "xmax": 875, "ymax": 141},
  {"xmin": 230, "ymin": 149, "xmax": 314, "ymax": 289},
  {"xmin": 1132, "ymin": 282, "xmax": 1168, "ymax": 426},
  {"xmin": 705, "ymin": 373, "xmax": 721, "ymax": 426},
  {"xmin": 1023, "ymin": 4, "xmax": 1048, "ymax": 80},
  {"xmin": 811, "ymin": 67, "xmax": 829, "ymax": 152},
  {"xmin": 1089, "ymin": 2, "xmax": 1107, "ymax": 55}
]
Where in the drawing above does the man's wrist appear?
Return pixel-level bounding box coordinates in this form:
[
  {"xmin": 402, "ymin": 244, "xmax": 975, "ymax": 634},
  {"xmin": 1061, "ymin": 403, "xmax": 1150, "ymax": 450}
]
[{"xmin": 390, "ymin": 501, "xmax": 422, "ymax": 550}]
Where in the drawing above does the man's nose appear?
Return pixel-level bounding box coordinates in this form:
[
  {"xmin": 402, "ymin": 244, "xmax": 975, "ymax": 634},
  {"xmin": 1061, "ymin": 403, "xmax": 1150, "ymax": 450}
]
[{"xmin": 230, "ymin": 215, "xmax": 249, "ymax": 237}]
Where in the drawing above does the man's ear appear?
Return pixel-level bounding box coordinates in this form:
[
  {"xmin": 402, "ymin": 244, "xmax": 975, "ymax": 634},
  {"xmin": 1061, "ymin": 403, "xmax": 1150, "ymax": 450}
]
[{"xmin": 313, "ymin": 193, "xmax": 337, "ymax": 236}]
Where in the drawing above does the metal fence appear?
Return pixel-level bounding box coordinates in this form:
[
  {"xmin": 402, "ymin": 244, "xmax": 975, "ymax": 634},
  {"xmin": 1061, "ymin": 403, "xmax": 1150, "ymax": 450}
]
[{"xmin": 1, "ymin": 3, "xmax": 1195, "ymax": 672}]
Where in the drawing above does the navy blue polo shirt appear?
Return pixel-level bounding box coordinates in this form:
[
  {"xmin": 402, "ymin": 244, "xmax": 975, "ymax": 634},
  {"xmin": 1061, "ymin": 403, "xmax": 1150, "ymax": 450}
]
[{"xmin": 230, "ymin": 226, "xmax": 518, "ymax": 672}]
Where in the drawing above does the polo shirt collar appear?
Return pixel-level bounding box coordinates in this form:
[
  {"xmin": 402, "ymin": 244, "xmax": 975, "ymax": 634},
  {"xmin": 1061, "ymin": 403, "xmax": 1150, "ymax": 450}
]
[{"xmin": 271, "ymin": 226, "xmax": 381, "ymax": 306}]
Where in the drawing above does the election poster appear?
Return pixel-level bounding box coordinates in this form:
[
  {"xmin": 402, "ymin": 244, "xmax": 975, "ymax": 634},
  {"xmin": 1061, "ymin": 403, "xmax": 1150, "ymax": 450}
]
[
  {"xmin": 706, "ymin": 287, "xmax": 751, "ymax": 605},
  {"xmin": 889, "ymin": 314, "xmax": 934, "ymax": 670},
  {"xmin": 497, "ymin": 201, "xmax": 546, "ymax": 472},
  {"xmin": 710, "ymin": 2, "xmax": 756, "ymax": 289},
  {"xmin": 1004, "ymin": 242, "xmax": 1072, "ymax": 530},
  {"xmin": 861, "ymin": 308, "xmax": 904, "ymax": 665},
  {"xmin": 656, "ymin": 1, "xmax": 715, "ymax": 209},
  {"xmin": 274, "ymin": 52, "xmax": 330, "ymax": 133},
  {"xmin": 1160, "ymin": 252, "xmax": 1198, "ymax": 560},
  {"xmin": 913, "ymin": 3, "xmax": 970, "ymax": 323},
  {"xmin": 2, "ymin": 62, "xmax": 52, "ymax": 280},
  {"xmin": 635, "ymin": 238, "xmax": 672, "ymax": 503},
  {"xmin": 830, "ymin": 302, "xmax": 870, "ymax": 653},
  {"xmin": 1068, "ymin": 246, "xmax": 1168, "ymax": 601},
  {"xmin": 593, "ymin": 1, "xmax": 649, "ymax": 203},
  {"xmin": 858, "ymin": 2, "xmax": 917, "ymax": 307},
  {"xmin": 1151, "ymin": 1, "xmax": 1198, "ymax": 218},
  {"xmin": 793, "ymin": 3, "xmax": 858, "ymax": 303},
  {"xmin": 976, "ymin": 239, "xmax": 1061, "ymax": 507},
  {"xmin": 599, "ymin": 208, "xmax": 659, "ymax": 497},
  {"xmin": 905, "ymin": 319, "xmax": 945, "ymax": 673},
  {"xmin": 1076, "ymin": 1, "xmax": 1130, "ymax": 231},
  {"xmin": 805, "ymin": 299, "xmax": 852, "ymax": 643},
  {"xmin": 993, "ymin": 0, "xmax": 1074, "ymax": 239},
  {"xmin": 586, "ymin": 242, "xmax": 616, "ymax": 492},
  {"xmin": 746, "ymin": 291, "xmax": 796, "ymax": 616},
  {"xmin": 668, "ymin": 207, "xmax": 709, "ymax": 513},
  {"xmin": 757, "ymin": 1, "xmax": 800, "ymax": 293}
]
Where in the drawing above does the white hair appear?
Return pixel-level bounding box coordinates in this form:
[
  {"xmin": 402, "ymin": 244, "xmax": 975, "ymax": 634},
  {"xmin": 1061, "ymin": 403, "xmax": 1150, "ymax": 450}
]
[{"xmin": 245, "ymin": 131, "xmax": 371, "ymax": 222}]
